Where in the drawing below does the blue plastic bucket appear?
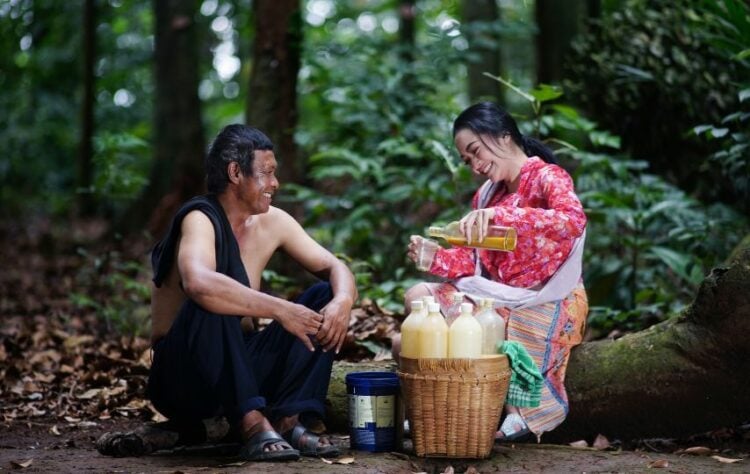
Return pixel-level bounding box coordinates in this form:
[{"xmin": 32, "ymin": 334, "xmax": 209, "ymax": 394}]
[{"xmin": 345, "ymin": 371, "xmax": 400, "ymax": 452}]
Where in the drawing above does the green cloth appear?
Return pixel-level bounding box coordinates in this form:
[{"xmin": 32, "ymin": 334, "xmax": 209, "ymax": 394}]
[{"xmin": 499, "ymin": 341, "xmax": 543, "ymax": 408}]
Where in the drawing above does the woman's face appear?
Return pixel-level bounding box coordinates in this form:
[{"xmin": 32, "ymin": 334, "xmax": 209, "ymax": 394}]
[{"xmin": 454, "ymin": 129, "xmax": 510, "ymax": 183}]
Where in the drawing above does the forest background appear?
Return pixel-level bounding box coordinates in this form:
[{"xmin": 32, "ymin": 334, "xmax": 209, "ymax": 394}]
[{"xmin": 1, "ymin": 0, "xmax": 750, "ymax": 467}]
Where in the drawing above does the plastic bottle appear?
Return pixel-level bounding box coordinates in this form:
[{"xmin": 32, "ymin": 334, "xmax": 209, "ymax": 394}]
[
  {"xmin": 444, "ymin": 291, "xmax": 465, "ymax": 327},
  {"xmin": 400, "ymin": 300, "xmax": 426, "ymax": 359},
  {"xmin": 448, "ymin": 302, "xmax": 483, "ymax": 358},
  {"xmin": 427, "ymin": 221, "xmax": 517, "ymax": 251},
  {"xmin": 474, "ymin": 298, "xmax": 506, "ymax": 355},
  {"xmin": 418, "ymin": 302, "xmax": 448, "ymax": 358}
]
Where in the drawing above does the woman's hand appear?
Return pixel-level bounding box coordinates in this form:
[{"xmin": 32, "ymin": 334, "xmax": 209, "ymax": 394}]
[
  {"xmin": 459, "ymin": 208, "xmax": 496, "ymax": 243},
  {"xmin": 408, "ymin": 235, "xmax": 439, "ymax": 271}
]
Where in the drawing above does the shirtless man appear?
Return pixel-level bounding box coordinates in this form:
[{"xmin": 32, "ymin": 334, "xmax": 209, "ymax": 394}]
[{"xmin": 147, "ymin": 124, "xmax": 357, "ymax": 462}]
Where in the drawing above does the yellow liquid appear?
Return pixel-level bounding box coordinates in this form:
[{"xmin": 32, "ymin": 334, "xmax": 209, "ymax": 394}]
[
  {"xmin": 418, "ymin": 313, "xmax": 448, "ymax": 358},
  {"xmin": 445, "ymin": 235, "xmax": 516, "ymax": 250},
  {"xmin": 448, "ymin": 315, "xmax": 482, "ymax": 358}
]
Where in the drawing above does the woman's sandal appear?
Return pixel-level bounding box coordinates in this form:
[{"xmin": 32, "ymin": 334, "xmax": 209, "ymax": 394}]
[
  {"xmin": 283, "ymin": 423, "xmax": 340, "ymax": 458},
  {"xmin": 495, "ymin": 413, "xmax": 532, "ymax": 441},
  {"xmin": 239, "ymin": 430, "xmax": 300, "ymax": 462}
]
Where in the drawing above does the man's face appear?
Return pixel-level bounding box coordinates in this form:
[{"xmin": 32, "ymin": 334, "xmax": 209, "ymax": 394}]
[{"xmin": 241, "ymin": 150, "xmax": 278, "ymax": 214}]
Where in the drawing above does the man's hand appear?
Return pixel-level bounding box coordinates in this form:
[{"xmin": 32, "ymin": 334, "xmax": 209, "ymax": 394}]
[
  {"xmin": 316, "ymin": 296, "xmax": 352, "ymax": 354},
  {"xmin": 276, "ymin": 303, "xmax": 324, "ymax": 352}
]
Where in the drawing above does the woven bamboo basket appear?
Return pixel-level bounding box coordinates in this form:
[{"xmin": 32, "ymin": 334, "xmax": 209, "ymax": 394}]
[{"xmin": 397, "ymin": 355, "xmax": 510, "ymax": 458}]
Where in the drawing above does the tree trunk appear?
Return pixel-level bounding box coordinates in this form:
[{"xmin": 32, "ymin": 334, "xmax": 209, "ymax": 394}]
[
  {"xmin": 118, "ymin": 0, "xmax": 205, "ymax": 238},
  {"xmin": 461, "ymin": 0, "xmax": 503, "ymax": 104},
  {"xmin": 326, "ymin": 249, "xmax": 750, "ymax": 441},
  {"xmin": 535, "ymin": 0, "xmax": 584, "ymax": 84},
  {"xmin": 246, "ymin": 0, "xmax": 302, "ymax": 193},
  {"xmin": 77, "ymin": 0, "xmax": 96, "ymax": 216},
  {"xmin": 553, "ymin": 247, "xmax": 750, "ymax": 441},
  {"xmin": 398, "ymin": 0, "xmax": 416, "ymax": 61}
]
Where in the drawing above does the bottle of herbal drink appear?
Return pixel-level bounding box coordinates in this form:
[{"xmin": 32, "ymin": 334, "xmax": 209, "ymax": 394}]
[
  {"xmin": 399, "ymin": 300, "xmax": 426, "ymax": 359},
  {"xmin": 448, "ymin": 302, "xmax": 483, "ymax": 359},
  {"xmin": 427, "ymin": 221, "xmax": 516, "ymax": 251},
  {"xmin": 418, "ymin": 302, "xmax": 448, "ymax": 358},
  {"xmin": 474, "ymin": 298, "xmax": 506, "ymax": 355},
  {"xmin": 444, "ymin": 291, "xmax": 465, "ymax": 327}
]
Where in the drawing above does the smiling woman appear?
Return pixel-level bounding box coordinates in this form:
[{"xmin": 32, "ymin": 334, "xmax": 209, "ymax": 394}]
[{"xmin": 399, "ymin": 101, "xmax": 588, "ymax": 442}]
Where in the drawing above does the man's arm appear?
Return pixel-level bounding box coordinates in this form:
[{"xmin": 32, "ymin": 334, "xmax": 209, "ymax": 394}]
[
  {"xmin": 274, "ymin": 210, "xmax": 358, "ymax": 353},
  {"xmin": 177, "ymin": 210, "xmax": 324, "ymax": 351}
]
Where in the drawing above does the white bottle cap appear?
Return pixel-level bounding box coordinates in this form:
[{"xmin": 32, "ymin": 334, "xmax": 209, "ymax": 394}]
[
  {"xmin": 423, "ymin": 295, "xmax": 436, "ymax": 305},
  {"xmin": 460, "ymin": 302, "xmax": 473, "ymax": 314},
  {"xmin": 452, "ymin": 291, "xmax": 465, "ymax": 302},
  {"xmin": 427, "ymin": 302, "xmax": 441, "ymax": 314},
  {"xmin": 411, "ymin": 300, "xmax": 424, "ymax": 310}
]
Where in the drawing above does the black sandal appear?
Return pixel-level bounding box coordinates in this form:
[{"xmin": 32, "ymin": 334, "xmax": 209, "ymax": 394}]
[
  {"xmin": 239, "ymin": 430, "xmax": 300, "ymax": 462},
  {"xmin": 283, "ymin": 423, "xmax": 340, "ymax": 458}
]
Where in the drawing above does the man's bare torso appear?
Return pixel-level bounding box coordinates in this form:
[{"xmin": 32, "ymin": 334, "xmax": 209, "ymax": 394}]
[{"xmin": 150, "ymin": 207, "xmax": 282, "ymax": 343}]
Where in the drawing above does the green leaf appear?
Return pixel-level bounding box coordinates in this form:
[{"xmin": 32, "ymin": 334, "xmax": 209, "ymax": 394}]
[
  {"xmin": 711, "ymin": 127, "xmax": 729, "ymax": 138},
  {"xmin": 739, "ymin": 88, "xmax": 750, "ymax": 102},
  {"xmin": 529, "ymin": 84, "xmax": 563, "ymax": 103},
  {"xmin": 647, "ymin": 246, "xmax": 700, "ymax": 284}
]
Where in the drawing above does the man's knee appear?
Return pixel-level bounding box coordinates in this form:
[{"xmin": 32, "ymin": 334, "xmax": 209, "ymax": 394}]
[{"xmin": 295, "ymin": 282, "xmax": 333, "ymax": 312}]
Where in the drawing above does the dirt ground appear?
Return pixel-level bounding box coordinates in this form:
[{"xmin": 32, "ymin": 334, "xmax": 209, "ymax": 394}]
[{"xmin": 0, "ymin": 419, "xmax": 747, "ymax": 473}]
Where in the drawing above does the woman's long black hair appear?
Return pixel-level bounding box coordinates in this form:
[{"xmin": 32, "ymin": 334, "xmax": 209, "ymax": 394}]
[{"xmin": 452, "ymin": 102, "xmax": 557, "ymax": 164}]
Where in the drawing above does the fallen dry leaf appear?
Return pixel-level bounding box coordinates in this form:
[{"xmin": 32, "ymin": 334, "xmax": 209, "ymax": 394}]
[
  {"xmin": 711, "ymin": 455, "xmax": 743, "ymax": 464},
  {"xmin": 441, "ymin": 466, "xmax": 454, "ymax": 474},
  {"xmin": 592, "ymin": 433, "xmax": 610, "ymax": 450},
  {"xmin": 10, "ymin": 459, "xmax": 33, "ymax": 468},
  {"xmin": 50, "ymin": 425, "xmax": 61, "ymax": 436},
  {"xmin": 569, "ymin": 440, "xmax": 589, "ymax": 448},
  {"xmin": 648, "ymin": 459, "xmax": 669, "ymax": 468},
  {"xmin": 321, "ymin": 458, "xmax": 333, "ymax": 464},
  {"xmin": 679, "ymin": 446, "xmax": 713, "ymax": 456},
  {"xmin": 336, "ymin": 456, "xmax": 355, "ymax": 465},
  {"xmin": 464, "ymin": 467, "xmax": 479, "ymax": 474},
  {"xmin": 76, "ymin": 388, "xmax": 101, "ymax": 400}
]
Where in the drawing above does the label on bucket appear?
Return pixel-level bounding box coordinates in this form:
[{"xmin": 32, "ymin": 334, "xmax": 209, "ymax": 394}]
[
  {"xmin": 348, "ymin": 394, "xmax": 395, "ymax": 451},
  {"xmin": 349, "ymin": 394, "xmax": 395, "ymax": 428}
]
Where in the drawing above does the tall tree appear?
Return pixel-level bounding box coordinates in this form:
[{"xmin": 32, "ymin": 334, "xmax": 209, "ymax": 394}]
[
  {"xmin": 461, "ymin": 0, "xmax": 503, "ymax": 104},
  {"xmin": 120, "ymin": 0, "xmax": 205, "ymax": 237},
  {"xmin": 246, "ymin": 0, "xmax": 302, "ymax": 189},
  {"xmin": 535, "ymin": 0, "xmax": 584, "ymax": 84},
  {"xmin": 77, "ymin": 0, "xmax": 97, "ymax": 216},
  {"xmin": 398, "ymin": 0, "xmax": 416, "ymax": 60}
]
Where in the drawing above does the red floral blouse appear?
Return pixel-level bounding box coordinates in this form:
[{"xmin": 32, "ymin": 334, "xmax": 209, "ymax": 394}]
[{"xmin": 429, "ymin": 157, "xmax": 586, "ymax": 289}]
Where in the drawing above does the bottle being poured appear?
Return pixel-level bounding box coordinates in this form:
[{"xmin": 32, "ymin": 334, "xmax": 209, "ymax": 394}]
[{"xmin": 427, "ymin": 221, "xmax": 516, "ymax": 251}]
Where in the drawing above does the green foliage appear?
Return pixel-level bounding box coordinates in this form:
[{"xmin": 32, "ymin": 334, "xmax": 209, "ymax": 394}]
[
  {"xmin": 0, "ymin": 1, "xmax": 84, "ymax": 216},
  {"xmin": 290, "ymin": 13, "xmax": 474, "ymax": 311},
  {"xmin": 565, "ymin": 0, "xmax": 744, "ymax": 202},
  {"xmin": 474, "ymin": 74, "xmax": 747, "ymax": 332},
  {"xmin": 574, "ymin": 150, "xmax": 745, "ymax": 329},
  {"xmin": 90, "ymin": 132, "xmax": 150, "ymax": 207},
  {"xmin": 70, "ymin": 248, "xmax": 151, "ymax": 338},
  {"xmin": 0, "ymin": 0, "xmax": 155, "ymax": 217},
  {"xmin": 692, "ymin": 0, "xmax": 750, "ymax": 214}
]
